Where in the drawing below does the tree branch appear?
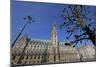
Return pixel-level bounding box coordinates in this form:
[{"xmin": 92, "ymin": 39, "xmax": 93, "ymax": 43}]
[{"xmin": 71, "ymin": 37, "xmax": 89, "ymax": 44}]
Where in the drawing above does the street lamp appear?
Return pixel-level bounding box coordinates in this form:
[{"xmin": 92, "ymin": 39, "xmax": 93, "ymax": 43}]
[{"xmin": 11, "ymin": 16, "xmax": 35, "ymax": 48}]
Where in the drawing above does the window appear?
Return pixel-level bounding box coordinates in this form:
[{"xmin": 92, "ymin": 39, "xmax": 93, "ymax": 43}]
[
  {"xmin": 24, "ymin": 61, "xmax": 27, "ymax": 64},
  {"xmin": 29, "ymin": 61, "xmax": 31, "ymax": 64},
  {"xmin": 33, "ymin": 41, "xmax": 35, "ymax": 44},
  {"xmin": 26, "ymin": 56, "xmax": 28, "ymax": 59},
  {"xmin": 33, "ymin": 61, "xmax": 35, "ymax": 63},
  {"xmin": 55, "ymin": 35, "xmax": 56, "ymax": 38},
  {"xmin": 48, "ymin": 46, "xmax": 50, "ymax": 49},
  {"xmin": 37, "ymin": 61, "xmax": 39, "ymax": 63},
  {"xmin": 55, "ymin": 40, "xmax": 56, "ymax": 42},
  {"xmin": 42, "ymin": 56, "xmax": 44, "ymax": 59},
  {"xmin": 34, "ymin": 56, "xmax": 36, "ymax": 59},
  {"xmin": 31, "ymin": 56, "xmax": 32, "ymax": 59},
  {"xmin": 21, "ymin": 56, "xmax": 24, "ymax": 59},
  {"xmin": 12, "ymin": 56, "xmax": 16, "ymax": 60},
  {"xmin": 38, "ymin": 56, "xmax": 40, "ymax": 59},
  {"xmin": 19, "ymin": 61, "xmax": 22, "ymax": 64}
]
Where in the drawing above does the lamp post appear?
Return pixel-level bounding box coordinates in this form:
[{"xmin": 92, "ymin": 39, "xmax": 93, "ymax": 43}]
[{"xmin": 11, "ymin": 16, "xmax": 35, "ymax": 48}]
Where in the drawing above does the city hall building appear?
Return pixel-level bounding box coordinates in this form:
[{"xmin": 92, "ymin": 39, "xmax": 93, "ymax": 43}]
[{"xmin": 11, "ymin": 23, "xmax": 96, "ymax": 65}]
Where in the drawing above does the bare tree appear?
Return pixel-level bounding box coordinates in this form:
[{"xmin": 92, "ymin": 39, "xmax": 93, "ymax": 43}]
[{"xmin": 59, "ymin": 5, "xmax": 96, "ymax": 47}]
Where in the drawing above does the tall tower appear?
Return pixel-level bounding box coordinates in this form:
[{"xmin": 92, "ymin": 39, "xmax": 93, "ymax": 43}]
[
  {"xmin": 51, "ymin": 22, "xmax": 59, "ymax": 62},
  {"xmin": 51, "ymin": 22, "xmax": 58, "ymax": 47}
]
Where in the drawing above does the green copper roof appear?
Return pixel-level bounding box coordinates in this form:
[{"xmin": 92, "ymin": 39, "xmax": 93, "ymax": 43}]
[{"xmin": 52, "ymin": 22, "xmax": 57, "ymax": 34}]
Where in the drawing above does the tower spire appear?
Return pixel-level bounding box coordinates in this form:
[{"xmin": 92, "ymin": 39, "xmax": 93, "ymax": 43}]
[{"xmin": 52, "ymin": 22, "xmax": 57, "ymax": 34}]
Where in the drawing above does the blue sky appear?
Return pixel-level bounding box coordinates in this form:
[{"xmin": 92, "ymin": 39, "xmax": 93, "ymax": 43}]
[
  {"xmin": 11, "ymin": 1, "xmax": 96, "ymax": 47},
  {"xmin": 11, "ymin": 1, "xmax": 67, "ymax": 42}
]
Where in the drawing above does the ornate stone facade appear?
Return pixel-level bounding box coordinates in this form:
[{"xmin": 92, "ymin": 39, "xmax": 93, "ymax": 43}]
[{"xmin": 11, "ymin": 23, "xmax": 95, "ymax": 65}]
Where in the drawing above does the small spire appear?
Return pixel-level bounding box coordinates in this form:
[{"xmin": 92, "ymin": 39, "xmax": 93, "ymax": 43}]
[
  {"xmin": 52, "ymin": 21, "xmax": 57, "ymax": 34},
  {"xmin": 53, "ymin": 21, "xmax": 56, "ymax": 27}
]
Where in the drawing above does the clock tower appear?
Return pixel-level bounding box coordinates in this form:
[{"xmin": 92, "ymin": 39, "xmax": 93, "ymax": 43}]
[
  {"xmin": 51, "ymin": 22, "xmax": 59, "ymax": 62},
  {"xmin": 51, "ymin": 22, "xmax": 58, "ymax": 46}
]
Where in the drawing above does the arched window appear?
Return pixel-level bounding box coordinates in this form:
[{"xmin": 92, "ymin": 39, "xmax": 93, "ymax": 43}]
[
  {"xmin": 34, "ymin": 55, "xmax": 36, "ymax": 59},
  {"xmin": 38, "ymin": 56, "xmax": 40, "ymax": 59}
]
